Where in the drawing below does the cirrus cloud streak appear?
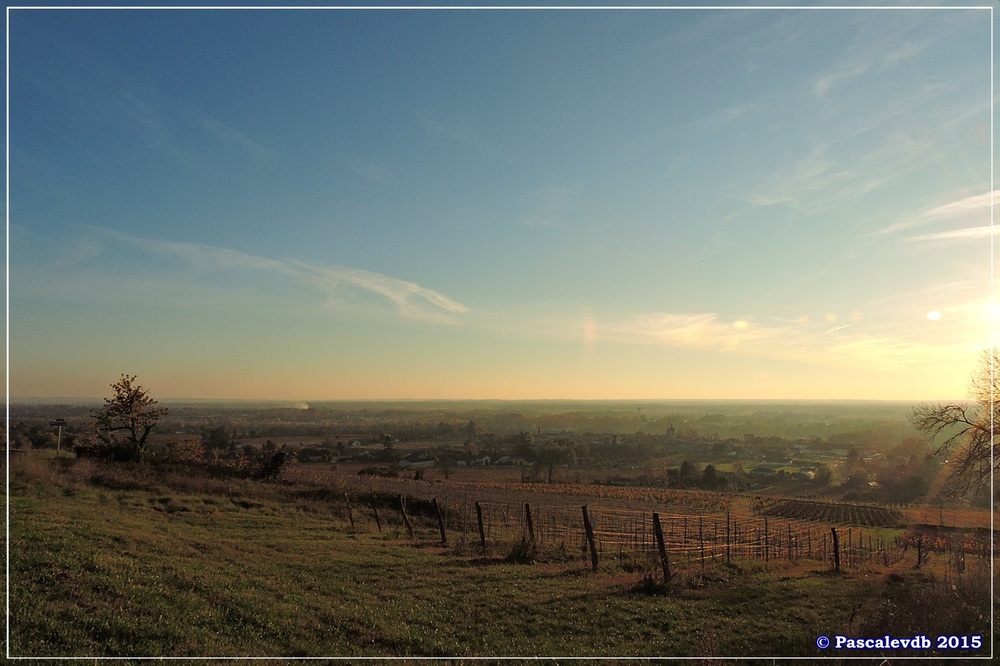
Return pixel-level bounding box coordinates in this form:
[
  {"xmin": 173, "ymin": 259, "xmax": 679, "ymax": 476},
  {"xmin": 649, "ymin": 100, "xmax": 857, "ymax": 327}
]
[{"xmin": 102, "ymin": 228, "xmax": 470, "ymax": 323}]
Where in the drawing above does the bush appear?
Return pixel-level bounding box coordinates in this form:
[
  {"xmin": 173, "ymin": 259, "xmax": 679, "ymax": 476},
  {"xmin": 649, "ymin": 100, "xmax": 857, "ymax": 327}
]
[
  {"xmin": 855, "ymin": 566, "xmax": 992, "ymax": 653},
  {"xmin": 505, "ymin": 537, "xmax": 537, "ymax": 564},
  {"xmin": 630, "ymin": 572, "xmax": 668, "ymax": 595},
  {"xmin": 358, "ymin": 466, "xmax": 399, "ymax": 478},
  {"xmin": 73, "ymin": 443, "xmax": 135, "ymax": 462}
]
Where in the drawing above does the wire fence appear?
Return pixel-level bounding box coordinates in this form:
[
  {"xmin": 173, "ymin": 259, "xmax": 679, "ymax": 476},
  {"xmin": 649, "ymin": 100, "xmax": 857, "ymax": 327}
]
[
  {"xmin": 327, "ymin": 473, "xmax": 971, "ymax": 572},
  {"xmin": 438, "ymin": 497, "xmax": 912, "ymax": 569}
]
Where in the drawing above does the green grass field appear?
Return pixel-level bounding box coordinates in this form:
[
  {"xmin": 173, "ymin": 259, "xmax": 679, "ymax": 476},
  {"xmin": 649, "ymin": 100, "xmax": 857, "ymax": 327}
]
[{"xmin": 7, "ymin": 454, "xmax": 995, "ymax": 661}]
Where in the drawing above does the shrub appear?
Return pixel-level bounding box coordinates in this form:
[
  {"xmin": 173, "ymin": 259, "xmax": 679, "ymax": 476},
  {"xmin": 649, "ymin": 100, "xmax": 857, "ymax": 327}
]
[
  {"xmin": 505, "ymin": 537, "xmax": 537, "ymax": 564},
  {"xmin": 358, "ymin": 466, "xmax": 399, "ymax": 478},
  {"xmin": 857, "ymin": 566, "xmax": 991, "ymax": 642}
]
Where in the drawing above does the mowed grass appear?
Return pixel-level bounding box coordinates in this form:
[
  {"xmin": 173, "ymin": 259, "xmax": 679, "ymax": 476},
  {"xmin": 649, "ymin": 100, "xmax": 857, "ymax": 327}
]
[{"xmin": 8, "ymin": 457, "xmax": 994, "ymax": 660}]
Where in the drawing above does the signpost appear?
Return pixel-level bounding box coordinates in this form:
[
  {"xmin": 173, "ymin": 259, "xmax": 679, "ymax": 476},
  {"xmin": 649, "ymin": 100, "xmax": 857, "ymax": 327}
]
[{"xmin": 49, "ymin": 419, "xmax": 68, "ymax": 457}]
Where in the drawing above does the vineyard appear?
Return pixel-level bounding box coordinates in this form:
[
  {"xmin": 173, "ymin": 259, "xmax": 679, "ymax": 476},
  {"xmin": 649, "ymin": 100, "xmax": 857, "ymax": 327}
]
[
  {"xmin": 758, "ymin": 498, "xmax": 905, "ymax": 527},
  {"xmin": 273, "ymin": 465, "xmax": 997, "ymax": 580},
  {"xmin": 421, "ymin": 495, "xmax": 907, "ymax": 570},
  {"xmin": 321, "ymin": 470, "xmax": 914, "ymax": 572}
]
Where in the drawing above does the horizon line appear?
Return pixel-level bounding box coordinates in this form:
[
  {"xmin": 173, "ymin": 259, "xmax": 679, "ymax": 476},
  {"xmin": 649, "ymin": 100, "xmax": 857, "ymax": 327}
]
[{"xmin": 5, "ymin": 396, "xmax": 964, "ymax": 405}]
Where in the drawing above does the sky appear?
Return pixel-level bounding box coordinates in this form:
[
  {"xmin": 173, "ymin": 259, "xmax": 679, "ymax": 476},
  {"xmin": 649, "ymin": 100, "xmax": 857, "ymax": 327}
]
[{"xmin": 6, "ymin": 3, "xmax": 995, "ymax": 402}]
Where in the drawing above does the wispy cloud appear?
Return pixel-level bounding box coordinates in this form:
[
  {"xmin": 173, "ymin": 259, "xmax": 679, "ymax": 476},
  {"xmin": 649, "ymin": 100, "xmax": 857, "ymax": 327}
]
[
  {"xmin": 662, "ymin": 150, "xmax": 691, "ymax": 179},
  {"xmin": 52, "ymin": 239, "xmax": 103, "ymax": 269},
  {"xmin": 821, "ymin": 336, "xmax": 954, "ymax": 367},
  {"xmin": 774, "ymin": 327, "xmax": 981, "ymax": 372},
  {"xmin": 871, "ymin": 190, "xmax": 995, "ymax": 239},
  {"xmin": 30, "ymin": 36, "xmax": 276, "ymax": 172},
  {"xmin": 341, "ymin": 155, "xmax": 394, "ymax": 186},
  {"xmin": 417, "ymin": 108, "xmax": 497, "ymax": 158},
  {"xmin": 186, "ymin": 106, "xmax": 277, "ymax": 167},
  {"xmin": 291, "ymin": 262, "xmax": 470, "ymax": 322},
  {"xmin": 688, "ymin": 102, "xmax": 755, "ymax": 133},
  {"xmin": 748, "ymin": 144, "xmax": 857, "ymax": 210},
  {"xmin": 519, "ymin": 185, "xmax": 580, "ymax": 228},
  {"xmin": 817, "ymin": 324, "xmax": 852, "ymax": 336},
  {"xmin": 135, "ymin": 236, "xmax": 293, "ymax": 274},
  {"xmin": 104, "ymin": 229, "xmax": 469, "ymax": 324},
  {"xmin": 750, "ymin": 15, "xmax": 987, "ymax": 219},
  {"xmin": 813, "ymin": 11, "xmax": 954, "ymax": 102},
  {"xmin": 814, "ymin": 62, "xmax": 871, "ymax": 97},
  {"xmin": 601, "ymin": 312, "xmax": 790, "ymax": 352},
  {"xmin": 514, "ymin": 298, "xmax": 985, "ymax": 375},
  {"xmin": 880, "ymin": 37, "xmax": 931, "ymax": 67},
  {"xmin": 924, "ymin": 190, "xmax": 994, "ymax": 220},
  {"xmin": 906, "ymin": 226, "xmax": 995, "ymax": 243}
]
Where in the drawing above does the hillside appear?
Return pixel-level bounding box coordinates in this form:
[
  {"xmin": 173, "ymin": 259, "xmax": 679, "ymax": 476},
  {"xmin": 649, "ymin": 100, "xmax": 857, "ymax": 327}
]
[{"xmin": 7, "ymin": 453, "xmax": 994, "ymax": 661}]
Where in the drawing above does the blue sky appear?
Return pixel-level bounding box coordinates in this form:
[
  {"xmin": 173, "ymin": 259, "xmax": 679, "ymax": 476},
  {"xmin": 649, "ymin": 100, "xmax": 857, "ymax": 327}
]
[{"xmin": 7, "ymin": 4, "xmax": 994, "ymax": 401}]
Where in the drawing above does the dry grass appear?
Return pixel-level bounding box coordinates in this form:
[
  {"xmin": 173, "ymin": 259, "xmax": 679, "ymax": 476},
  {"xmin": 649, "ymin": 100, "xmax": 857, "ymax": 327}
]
[
  {"xmin": 850, "ymin": 559, "xmax": 994, "ymax": 656},
  {"xmin": 11, "ymin": 452, "xmax": 348, "ymax": 515},
  {"xmin": 9, "ymin": 453, "xmax": 995, "ymax": 660},
  {"xmin": 901, "ymin": 505, "xmax": 992, "ymax": 529}
]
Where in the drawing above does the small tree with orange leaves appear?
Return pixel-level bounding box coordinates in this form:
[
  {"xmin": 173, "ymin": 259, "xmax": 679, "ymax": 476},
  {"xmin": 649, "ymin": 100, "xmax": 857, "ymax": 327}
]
[{"xmin": 92, "ymin": 374, "xmax": 168, "ymax": 462}]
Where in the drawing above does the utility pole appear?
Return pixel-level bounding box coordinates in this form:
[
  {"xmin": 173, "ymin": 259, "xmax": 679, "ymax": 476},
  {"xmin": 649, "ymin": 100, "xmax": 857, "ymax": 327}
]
[{"xmin": 49, "ymin": 419, "xmax": 67, "ymax": 457}]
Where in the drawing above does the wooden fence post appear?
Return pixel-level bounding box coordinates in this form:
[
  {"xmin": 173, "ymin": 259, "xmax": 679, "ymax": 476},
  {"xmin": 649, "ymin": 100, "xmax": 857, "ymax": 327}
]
[
  {"xmin": 699, "ymin": 517, "xmax": 705, "ymax": 574},
  {"xmin": 582, "ymin": 505, "xmax": 599, "ymax": 571},
  {"xmin": 684, "ymin": 517, "xmax": 689, "ymax": 565},
  {"xmin": 462, "ymin": 496, "xmax": 469, "ymax": 542},
  {"xmin": 399, "ymin": 494, "xmax": 414, "ymax": 539},
  {"xmin": 764, "ymin": 516, "xmax": 769, "ymax": 562},
  {"xmin": 652, "ymin": 512, "xmax": 671, "ymax": 583},
  {"xmin": 831, "ymin": 527, "xmax": 840, "ymax": 572},
  {"xmin": 524, "ymin": 503, "xmax": 536, "ymax": 546},
  {"xmin": 726, "ymin": 510, "xmax": 731, "ymax": 565},
  {"xmin": 344, "ymin": 492, "xmax": 355, "ymax": 530},
  {"xmin": 475, "ymin": 501, "xmax": 487, "ymax": 553},
  {"xmin": 433, "ymin": 498, "xmax": 448, "ymax": 546},
  {"xmin": 372, "ymin": 504, "xmax": 382, "ymax": 532}
]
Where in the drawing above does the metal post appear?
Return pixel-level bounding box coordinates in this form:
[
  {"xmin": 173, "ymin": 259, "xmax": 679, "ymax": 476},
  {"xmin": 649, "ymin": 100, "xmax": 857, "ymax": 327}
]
[{"xmin": 49, "ymin": 419, "xmax": 67, "ymax": 457}]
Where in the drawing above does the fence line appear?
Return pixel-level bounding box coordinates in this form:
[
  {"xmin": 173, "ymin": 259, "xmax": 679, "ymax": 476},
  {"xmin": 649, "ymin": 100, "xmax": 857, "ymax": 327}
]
[
  {"xmin": 333, "ymin": 475, "xmax": 990, "ymax": 572},
  {"xmin": 360, "ymin": 496, "xmax": 925, "ymax": 571}
]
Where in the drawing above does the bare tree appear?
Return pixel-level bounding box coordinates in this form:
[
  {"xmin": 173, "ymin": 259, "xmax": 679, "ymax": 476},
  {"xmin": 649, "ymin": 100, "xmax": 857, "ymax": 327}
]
[
  {"xmin": 92, "ymin": 374, "xmax": 168, "ymax": 462},
  {"xmin": 911, "ymin": 349, "xmax": 998, "ymax": 499}
]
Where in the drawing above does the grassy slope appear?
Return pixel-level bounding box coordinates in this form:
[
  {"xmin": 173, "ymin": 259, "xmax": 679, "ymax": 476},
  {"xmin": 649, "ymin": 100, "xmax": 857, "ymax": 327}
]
[{"xmin": 8, "ymin": 458, "xmax": 994, "ymax": 661}]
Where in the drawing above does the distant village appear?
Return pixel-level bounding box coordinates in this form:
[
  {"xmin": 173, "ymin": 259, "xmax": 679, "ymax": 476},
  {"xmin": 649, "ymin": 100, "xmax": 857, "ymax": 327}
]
[{"xmin": 8, "ymin": 401, "xmax": 936, "ymax": 504}]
